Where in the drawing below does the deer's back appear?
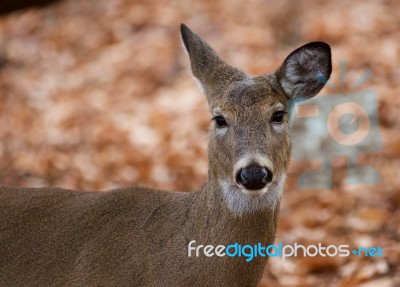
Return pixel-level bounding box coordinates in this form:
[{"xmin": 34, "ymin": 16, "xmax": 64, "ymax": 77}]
[{"xmin": 0, "ymin": 186, "xmax": 191, "ymax": 286}]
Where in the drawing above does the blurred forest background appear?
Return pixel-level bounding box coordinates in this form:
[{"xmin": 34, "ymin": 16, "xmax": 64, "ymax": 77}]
[{"xmin": 0, "ymin": 0, "xmax": 399, "ymax": 286}]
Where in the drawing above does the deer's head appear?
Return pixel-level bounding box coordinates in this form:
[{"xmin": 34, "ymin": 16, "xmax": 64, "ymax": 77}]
[{"xmin": 181, "ymin": 24, "xmax": 331, "ymax": 212}]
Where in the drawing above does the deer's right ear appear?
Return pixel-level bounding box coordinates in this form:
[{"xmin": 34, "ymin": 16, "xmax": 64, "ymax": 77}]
[
  {"xmin": 180, "ymin": 24, "xmax": 242, "ymax": 96},
  {"xmin": 276, "ymin": 42, "xmax": 332, "ymax": 101}
]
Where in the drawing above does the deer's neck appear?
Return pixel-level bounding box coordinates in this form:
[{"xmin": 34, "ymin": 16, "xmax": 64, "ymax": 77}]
[{"xmin": 186, "ymin": 178, "xmax": 280, "ymax": 246}]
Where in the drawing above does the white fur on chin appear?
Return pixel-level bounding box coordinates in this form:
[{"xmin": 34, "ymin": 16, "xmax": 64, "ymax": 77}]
[{"xmin": 219, "ymin": 174, "xmax": 286, "ymax": 215}]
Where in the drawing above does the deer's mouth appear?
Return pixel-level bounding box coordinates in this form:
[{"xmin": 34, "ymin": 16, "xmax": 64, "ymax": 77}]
[
  {"xmin": 236, "ymin": 172, "xmax": 286, "ymax": 198},
  {"xmin": 220, "ymin": 180, "xmax": 269, "ymax": 198},
  {"xmin": 219, "ymin": 174, "xmax": 286, "ymax": 213},
  {"xmin": 240, "ymin": 187, "xmax": 268, "ymax": 197}
]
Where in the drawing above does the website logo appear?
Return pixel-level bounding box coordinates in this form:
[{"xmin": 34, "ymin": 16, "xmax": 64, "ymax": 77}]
[{"xmin": 188, "ymin": 240, "xmax": 383, "ymax": 262}]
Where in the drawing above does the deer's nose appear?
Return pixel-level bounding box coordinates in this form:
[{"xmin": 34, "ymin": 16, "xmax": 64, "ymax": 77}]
[{"xmin": 235, "ymin": 163, "xmax": 273, "ymax": 190}]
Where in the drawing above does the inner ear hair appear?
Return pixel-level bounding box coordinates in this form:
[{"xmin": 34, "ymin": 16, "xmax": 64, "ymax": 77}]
[{"xmin": 277, "ymin": 41, "xmax": 332, "ymax": 101}]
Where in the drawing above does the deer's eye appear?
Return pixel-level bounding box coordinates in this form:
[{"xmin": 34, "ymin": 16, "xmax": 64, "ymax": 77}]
[
  {"xmin": 271, "ymin": 111, "xmax": 285, "ymax": 123},
  {"xmin": 213, "ymin": 116, "xmax": 228, "ymax": 128}
]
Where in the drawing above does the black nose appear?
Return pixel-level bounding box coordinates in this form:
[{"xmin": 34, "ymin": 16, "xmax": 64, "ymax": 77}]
[{"xmin": 235, "ymin": 164, "xmax": 273, "ymax": 190}]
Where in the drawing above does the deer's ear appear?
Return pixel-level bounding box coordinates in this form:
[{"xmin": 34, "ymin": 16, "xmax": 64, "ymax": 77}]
[
  {"xmin": 180, "ymin": 24, "xmax": 243, "ymax": 96},
  {"xmin": 276, "ymin": 42, "xmax": 332, "ymax": 100}
]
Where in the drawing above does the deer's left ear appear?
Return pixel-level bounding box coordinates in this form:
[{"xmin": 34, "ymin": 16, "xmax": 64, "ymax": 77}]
[
  {"xmin": 180, "ymin": 23, "xmax": 245, "ymax": 98},
  {"xmin": 276, "ymin": 42, "xmax": 332, "ymax": 100}
]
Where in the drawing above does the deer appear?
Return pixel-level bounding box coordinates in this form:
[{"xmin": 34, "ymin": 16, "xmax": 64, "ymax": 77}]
[{"xmin": 0, "ymin": 24, "xmax": 331, "ymax": 287}]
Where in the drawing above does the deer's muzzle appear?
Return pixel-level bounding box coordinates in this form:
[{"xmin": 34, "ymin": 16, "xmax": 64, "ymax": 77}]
[{"xmin": 235, "ymin": 163, "xmax": 273, "ymax": 190}]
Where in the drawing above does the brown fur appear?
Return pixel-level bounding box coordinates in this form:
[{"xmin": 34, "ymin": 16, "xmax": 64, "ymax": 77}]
[{"xmin": 0, "ymin": 24, "xmax": 331, "ymax": 286}]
